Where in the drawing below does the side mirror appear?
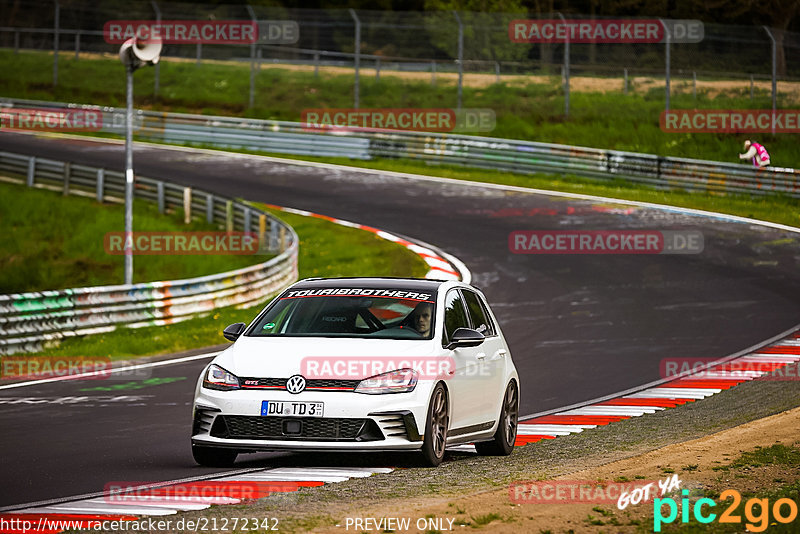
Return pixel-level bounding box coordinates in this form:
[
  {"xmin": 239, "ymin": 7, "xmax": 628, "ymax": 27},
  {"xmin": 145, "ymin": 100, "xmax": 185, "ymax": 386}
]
[
  {"xmin": 446, "ymin": 327, "xmax": 485, "ymax": 350},
  {"xmin": 223, "ymin": 322, "xmax": 246, "ymax": 342}
]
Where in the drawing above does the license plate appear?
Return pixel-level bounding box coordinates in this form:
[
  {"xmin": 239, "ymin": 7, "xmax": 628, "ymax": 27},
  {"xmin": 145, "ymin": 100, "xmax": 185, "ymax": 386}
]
[{"xmin": 261, "ymin": 400, "xmax": 324, "ymax": 417}]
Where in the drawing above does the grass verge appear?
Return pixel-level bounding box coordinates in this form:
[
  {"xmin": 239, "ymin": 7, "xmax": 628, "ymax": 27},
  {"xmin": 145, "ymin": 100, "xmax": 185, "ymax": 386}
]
[
  {"xmin": 21, "ymin": 204, "xmax": 429, "ymax": 360},
  {"xmin": 2, "ymin": 49, "xmax": 800, "ymax": 165},
  {"xmin": 0, "ymin": 180, "xmax": 258, "ymax": 293}
]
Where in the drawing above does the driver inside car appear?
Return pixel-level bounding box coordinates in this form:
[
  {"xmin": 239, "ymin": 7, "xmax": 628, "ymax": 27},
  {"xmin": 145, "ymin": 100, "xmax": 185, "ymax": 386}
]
[{"xmin": 407, "ymin": 302, "xmax": 434, "ymax": 337}]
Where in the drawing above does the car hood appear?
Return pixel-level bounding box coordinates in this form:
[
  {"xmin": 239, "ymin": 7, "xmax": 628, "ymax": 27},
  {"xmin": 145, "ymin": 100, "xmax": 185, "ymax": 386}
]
[{"xmin": 213, "ymin": 336, "xmax": 442, "ymax": 379}]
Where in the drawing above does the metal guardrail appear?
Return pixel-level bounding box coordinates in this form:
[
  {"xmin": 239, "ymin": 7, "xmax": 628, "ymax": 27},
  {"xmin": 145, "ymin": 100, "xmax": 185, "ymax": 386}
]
[
  {"xmin": 0, "ymin": 150, "xmax": 299, "ymax": 356},
  {"xmin": 2, "ymin": 97, "xmax": 797, "ymax": 198}
]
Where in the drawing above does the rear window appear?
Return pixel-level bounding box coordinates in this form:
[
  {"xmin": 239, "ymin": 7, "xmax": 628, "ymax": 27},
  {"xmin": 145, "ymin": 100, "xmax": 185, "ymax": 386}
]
[{"xmin": 247, "ymin": 288, "xmax": 436, "ymax": 339}]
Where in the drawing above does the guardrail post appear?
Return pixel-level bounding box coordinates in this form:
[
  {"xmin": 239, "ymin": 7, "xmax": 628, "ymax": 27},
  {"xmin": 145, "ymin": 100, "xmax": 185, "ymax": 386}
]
[
  {"xmin": 259, "ymin": 214, "xmax": 267, "ymax": 251},
  {"xmin": 226, "ymin": 200, "xmax": 234, "ymax": 232},
  {"xmin": 206, "ymin": 193, "xmax": 214, "ymax": 223},
  {"xmin": 96, "ymin": 168, "xmax": 104, "ymax": 202},
  {"xmin": 270, "ymin": 219, "xmax": 278, "ymax": 251},
  {"xmin": 157, "ymin": 181, "xmax": 165, "ymax": 213},
  {"xmin": 75, "ymin": 32, "xmax": 80, "ymax": 60},
  {"xmin": 26, "ymin": 157, "xmax": 35, "ymax": 187},
  {"xmin": 349, "ymin": 8, "xmax": 361, "ymax": 109},
  {"xmin": 62, "ymin": 161, "xmax": 71, "ymax": 196},
  {"xmin": 453, "ymin": 11, "xmax": 463, "ymax": 111},
  {"xmin": 279, "ymin": 225, "xmax": 286, "ymax": 252},
  {"xmin": 244, "ymin": 207, "xmax": 251, "ymax": 234},
  {"xmin": 53, "ymin": 0, "xmax": 60, "ymax": 87},
  {"xmin": 183, "ymin": 187, "xmax": 192, "ymax": 224}
]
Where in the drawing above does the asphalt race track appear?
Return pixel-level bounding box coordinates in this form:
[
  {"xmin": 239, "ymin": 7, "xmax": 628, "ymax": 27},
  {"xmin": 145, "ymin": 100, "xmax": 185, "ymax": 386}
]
[{"xmin": 2, "ymin": 133, "xmax": 800, "ymax": 508}]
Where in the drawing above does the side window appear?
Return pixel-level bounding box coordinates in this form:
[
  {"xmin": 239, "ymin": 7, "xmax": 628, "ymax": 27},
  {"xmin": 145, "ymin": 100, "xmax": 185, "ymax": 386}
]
[
  {"xmin": 462, "ymin": 290, "xmax": 496, "ymax": 337},
  {"xmin": 443, "ymin": 290, "xmax": 470, "ymax": 345}
]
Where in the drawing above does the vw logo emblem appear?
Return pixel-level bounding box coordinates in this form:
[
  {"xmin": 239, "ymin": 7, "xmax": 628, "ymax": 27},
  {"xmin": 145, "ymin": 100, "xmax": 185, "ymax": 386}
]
[{"xmin": 286, "ymin": 375, "xmax": 306, "ymax": 394}]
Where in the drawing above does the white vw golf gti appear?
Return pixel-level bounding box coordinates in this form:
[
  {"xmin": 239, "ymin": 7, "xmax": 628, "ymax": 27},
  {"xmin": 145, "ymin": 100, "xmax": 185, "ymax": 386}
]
[{"xmin": 191, "ymin": 277, "xmax": 519, "ymax": 467}]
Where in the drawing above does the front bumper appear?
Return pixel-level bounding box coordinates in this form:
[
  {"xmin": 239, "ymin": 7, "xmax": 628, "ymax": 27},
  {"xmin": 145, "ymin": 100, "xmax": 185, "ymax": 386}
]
[{"xmin": 191, "ymin": 384, "xmax": 431, "ymax": 452}]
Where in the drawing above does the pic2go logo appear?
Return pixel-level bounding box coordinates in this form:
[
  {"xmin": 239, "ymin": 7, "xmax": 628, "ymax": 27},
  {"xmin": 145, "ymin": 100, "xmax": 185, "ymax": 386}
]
[{"xmin": 654, "ymin": 489, "xmax": 799, "ymax": 532}]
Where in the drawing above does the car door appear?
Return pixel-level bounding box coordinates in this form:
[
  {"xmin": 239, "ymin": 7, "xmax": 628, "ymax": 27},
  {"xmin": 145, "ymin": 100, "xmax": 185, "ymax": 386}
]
[
  {"xmin": 462, "ymin": 289, "xmax": 507, "ymax": 423},
  {"xmin": 441, "ymin": 288, "xmax": 488, "ymax": 433}
]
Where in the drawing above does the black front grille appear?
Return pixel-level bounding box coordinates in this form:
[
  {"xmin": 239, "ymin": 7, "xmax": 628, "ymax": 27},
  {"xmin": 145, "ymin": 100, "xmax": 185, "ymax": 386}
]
[
  {"xmin": 240, "ymin": 377, "xmax": 361, "ymax": 391},
  {"xmin": 212, "ymin": 415, "xmax": 383, "ymax": 441}
]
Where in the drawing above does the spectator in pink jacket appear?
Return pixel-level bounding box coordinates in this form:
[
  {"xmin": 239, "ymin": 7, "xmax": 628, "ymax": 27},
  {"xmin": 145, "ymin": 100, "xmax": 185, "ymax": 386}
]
[{"xmin": 739, "ymin": 140, "xmax": 771, "ymax": 168}]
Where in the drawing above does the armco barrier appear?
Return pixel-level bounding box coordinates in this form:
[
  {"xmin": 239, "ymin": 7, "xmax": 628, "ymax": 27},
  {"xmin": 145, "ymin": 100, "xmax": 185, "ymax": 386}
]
[
  {"xmin": 0, "ymin": 151, "xmax": 299, "ymax": 356},
  {"xmin": 1, "ymin": 97, "xmax": 799, "ymax": 197}
]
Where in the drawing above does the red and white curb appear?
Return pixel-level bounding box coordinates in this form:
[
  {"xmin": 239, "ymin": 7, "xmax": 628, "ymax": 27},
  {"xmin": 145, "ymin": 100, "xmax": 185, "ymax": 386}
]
[
  {"xmin": 512, "ymin": 329, "xmax": 800, "ymax": 447},
  {"xmin": 0, "ymin": 467, "xmax": 393, "ymax": 533},
  {"xmin": 262, "ymin": 204, "xmax": 469, "ymax": 282}
]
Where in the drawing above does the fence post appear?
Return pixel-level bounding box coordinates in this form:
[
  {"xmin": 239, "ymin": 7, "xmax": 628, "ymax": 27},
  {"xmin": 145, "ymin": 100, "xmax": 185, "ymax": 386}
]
[
  {"xmin": 270, "ymin": 218, "xmax": 278, "ymax": 251},
  {"xmin": 661, "ymin": 19, "xmax": 671, "ymax": 113},
  {"xmin": 557, "ymin": 13, "xmax": 570, "ymax": 117},
  {"xmin": 27, "ymin": 157, "xmax": 35, "ymax": 187},
  {"xmin": 314, "ymin": 52, "xmax": 319, "ymax": 77},
  {"xmin": 75, "ymin": 32, "xmax": 80, "ymax": 60},
  {"xmin": 62, "ymin": 161, "xmax": 71, "ymax": 196},
  {"xmin": 157, "ymin": 181, "xmax": 165, "ymax": 213},
  {"xmin": 196, "ymin": 43, "xmax": 202, "ymax": 66},
  {"xmin": 246, "ymin": 5, "xmax": 257, "ymax": 109},
  {"xmin": 763, "ymin": 26, "xmax": 777, "ymax": 136},
  {"xmin": 431, "ymin": 60, "xmax": 436, "ymax": 86},
  {"xmin": 206, "ymin": 193, "xmax": 214, "ymax": 223},
  {"xmin": 244, "ymin": 208, "xmax": 251, "ymax": 234},
  {"xmin": 349, "ymin": 8, "xmax": 361, "ymax": 109},
  {"xmin": 453, "ymin": 10, "xmax": 463, "ymax": 110},
  {"xmin": 750, "ymin": 75, "xmax": 754, "ymax": 100},
  {"xmin": 375, "ymin": 57, "xmax": 380, "ymax": 81},
  {"xmin": 624, "ymin": 68, "xmax": 628, "ymax": 95},
  {"xmin": 692, "ymin": 71, "xmax": 696, "ymax": 99},
  {"xmin": 96, "ymin": 168, "xmax": 104, "ymax": 202},
  {"xmin": 53, "ymin": 0, "xmax": 60, "ymax": 87},
  {"xmin": 150, "ymin": 0, "xmax": 161, "ymax": 97},
  {"xmin": 14, "ymin": 31, "xmax": 19, "ymax": 54},
  {"xmin": 226, "ymin": 200, "xmax": 234, "ymax": 232},
  {"xmin": 495, "ymin": 61, "xmax": 500, "ymax": 83},
  {"xmin": 183, "ymin": 187, "xmax": 192, "ymax": 224}
]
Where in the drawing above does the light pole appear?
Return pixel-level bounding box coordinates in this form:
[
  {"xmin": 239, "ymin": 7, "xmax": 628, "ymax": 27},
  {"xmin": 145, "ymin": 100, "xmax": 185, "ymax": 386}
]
[{"xmin": 119, "ymin": 35, "xmax": 161, "ymax": 285}]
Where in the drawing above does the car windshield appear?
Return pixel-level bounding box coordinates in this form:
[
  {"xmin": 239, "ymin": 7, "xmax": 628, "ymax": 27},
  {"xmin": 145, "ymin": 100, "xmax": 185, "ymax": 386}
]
[{"xmin": 247, "ymin": 288, "xmax": 436, "ymax": 339}]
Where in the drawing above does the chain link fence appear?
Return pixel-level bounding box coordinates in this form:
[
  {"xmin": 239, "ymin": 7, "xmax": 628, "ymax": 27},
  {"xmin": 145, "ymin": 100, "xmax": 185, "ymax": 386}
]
[{"xmin": 1, "ymin": 2, "xmax": 799, "ymax": 114}]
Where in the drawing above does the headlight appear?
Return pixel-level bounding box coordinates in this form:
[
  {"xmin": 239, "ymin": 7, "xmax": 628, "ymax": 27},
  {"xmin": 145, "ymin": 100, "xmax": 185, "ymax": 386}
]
[
  {"xmin": 203, "ymin": 364, "xmax": 240, "ymax": 391},
  {"xmin": 354, "ymin": 368, "xmax": 418, "ymax": 394}
]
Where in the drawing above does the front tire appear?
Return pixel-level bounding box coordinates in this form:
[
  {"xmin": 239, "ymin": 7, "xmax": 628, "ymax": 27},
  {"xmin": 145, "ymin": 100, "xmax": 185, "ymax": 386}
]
[
  {"xmin": 419, "ymin": 383, "xmax": 449, "ymax": 467},
  {"xmin": 192, "ymin": 445, "xmax": 238, "ymax": 467},
  {"xmin": 475, "ymin": 380, "xmax": 518, "ymax": 456}
]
